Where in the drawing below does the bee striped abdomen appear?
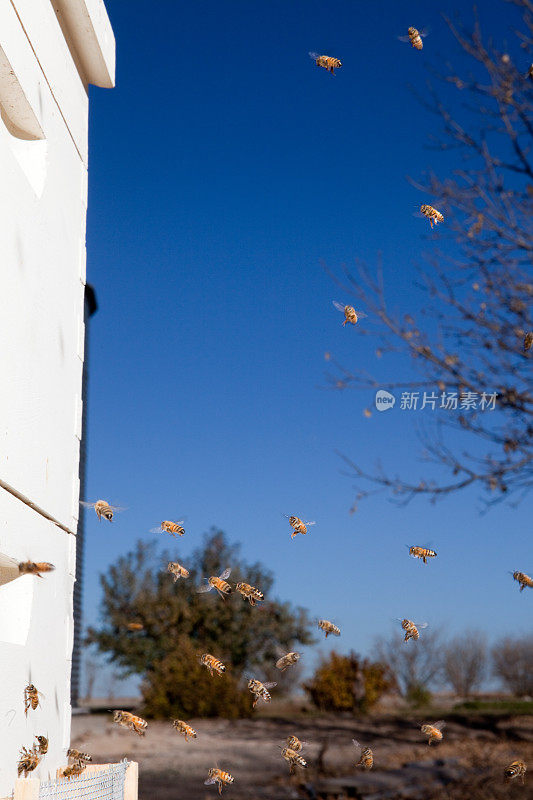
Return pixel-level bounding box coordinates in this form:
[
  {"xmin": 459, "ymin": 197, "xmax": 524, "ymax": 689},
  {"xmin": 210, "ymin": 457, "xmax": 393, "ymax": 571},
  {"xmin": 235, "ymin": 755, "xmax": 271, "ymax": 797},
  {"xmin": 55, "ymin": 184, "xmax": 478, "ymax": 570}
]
[
  {"xmin": 173, "ymin": 719, "xmax": 197, "ymax": 741},
  {"xmin": 200, "ymin": 653, "xmax": 226, "ymax": 676},
  {"xmin": 504, "ymin": 761, "xmax": 526, "ymax": 783},
  {"xmin": 318, "ymin": 619, "xmax": 341, "ymax": 637},
  {"xmin": 235, "ymin": 582, "xmax": 264, "ymax": 605},
  {"xmin": 513, "ymin": 571, "xmax": 533, "ymax": 592}
]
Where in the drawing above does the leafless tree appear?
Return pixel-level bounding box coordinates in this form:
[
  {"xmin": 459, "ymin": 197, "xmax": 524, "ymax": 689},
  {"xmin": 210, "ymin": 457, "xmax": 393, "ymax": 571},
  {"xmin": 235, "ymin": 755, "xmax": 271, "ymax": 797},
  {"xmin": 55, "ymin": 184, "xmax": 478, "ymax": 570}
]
[
  {"xmin": 443, "ymin": 631, "xmax": 487, "ymax": 697},
  {"xmin": 329, "ymin": 0, "xmax": 533, "ymax": 509},
  {"xmin": 373, "ymin": 627, "xmax": 444, "ymax": 698},
  {"xmin": 492, "ymin": 634, "xmax": 533, "ymax": 696}
]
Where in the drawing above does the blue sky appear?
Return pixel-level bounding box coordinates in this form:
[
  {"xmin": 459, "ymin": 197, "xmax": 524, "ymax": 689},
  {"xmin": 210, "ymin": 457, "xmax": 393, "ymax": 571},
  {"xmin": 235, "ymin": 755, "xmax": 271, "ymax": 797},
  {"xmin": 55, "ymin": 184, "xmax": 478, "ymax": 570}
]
[{"xmin": 82, "ymin": 0, "xmax": 531, "ymax": 695}]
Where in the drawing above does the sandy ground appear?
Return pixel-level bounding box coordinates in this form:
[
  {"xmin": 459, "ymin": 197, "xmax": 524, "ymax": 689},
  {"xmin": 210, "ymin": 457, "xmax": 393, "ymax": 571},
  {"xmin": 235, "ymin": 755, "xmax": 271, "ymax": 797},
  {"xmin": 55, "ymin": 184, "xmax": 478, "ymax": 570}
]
[{"xmin": 71, "ymin": 711, "xmax": 533, "ymax": 800}]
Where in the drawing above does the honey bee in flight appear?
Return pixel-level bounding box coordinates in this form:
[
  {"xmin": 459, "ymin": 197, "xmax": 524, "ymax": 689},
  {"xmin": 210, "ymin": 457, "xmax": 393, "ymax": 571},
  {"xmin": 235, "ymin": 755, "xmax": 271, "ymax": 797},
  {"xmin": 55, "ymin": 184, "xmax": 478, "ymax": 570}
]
[
  {"xmin": 318, "ymin": 619, "xmax": 341, "ymax": 638},
  {"xmin": 512, "ymin": 571, "xmax": 533, "ymax": 592},
  {"xmin": 235, "ymin": 582, "xmax": 264, "ymax": 606},
  {"xmin": 151, "ymin": 521, "xmax": 185, "ymax": 537},
  {"xmin": 408, "ymin": 546, "xmax": 437, "ymax": 565},
  {"xmin": 524, "ymin": 332, "xmax": 533, "ymax": 351},
  {"xmin": 197, "ymin": 568, "xmax": 232, "ymax": 599},
  {"xmin": 18, "ymin": 561, "xmax": 55, "ymax": 578},
  {"xmin": 24, "ymin": 683, "xmax": 43, "ymax": 715},
  {"xmin": 281, "ymin": 747, "xmax": 308, "ymax": 772},
  {"xmin": 398, "ymin": 27, "xmax": 428, "ymax": 50},
  {"xmin": 200, "ymin": 653, "xmax": 226, "ymax": 676},
  {"xmin": 205, "ymin": 768, "xmax": 234, "ymax": 794},
  {"xmin": 172, "ymin": 720, "xmax": 197, "ymax": 741},
  {"xmin": 67, "ymin": 749, "xmax": 92, "ymax": 764},
  {"xmin": 247, "ymin": 678, "xmax": 277, "ymax": 708},
  {"xmin": 112, "ymin": 710, "xmax": 147, "ymax": 736},
  {"xmin": 398, "ymin": 618, "xmax": 428, "ymax": 642},
  {"xmin": 285, "ymin": 515, "xmax": 315, "ymax": 539},
  {"xmin": 35, "ymin": 735, "xmax": 48, "ymax": 755},
  {"xmin": 126, "ymin": 622, "xmax": 144, "ymax": 631},
  {"xmin": 420, "ymin": 720, "xmax": 445, "ymax": 745},
  {"xmin": 353, "ymin": 739, "xmax": 374, "ymax": 770},
  {"xmin": 167, "ymin": 561, "xmax": 190, "ymax": 582},
  {"xmin": 276, "ymin": 652, "xmax": 301, "ymax": 671},
  {"xmin": 309, "ymin": 52, "xmax": 342, "ymax": 74},
  {"xmin": 286, "ymin": 736, "xmax": 306, "ymax": 752},
  {"xmin": 80, "ymin": 499, "xmax": 123, "ymax": 521},
  {"xmin": 61, "ymin": 762, "xmax": 86, "ymax": 779},
  {"xmin": 527, "ymin": 65, "xmax": 533, "ymax": 81},
  {"xmin": 504, "ymin": 760, "xmax": 527, "ymax": 784},
  {"xmin": 333, "ymin": 302, "xmax": 367, "ymax": 327},
  {"xmin": 17, "ymin": 745, "xmax": 40, "ymax": 777},
  {"xmin": 420, "ymin": 204, "xmax": 444, "ymax": 228}
]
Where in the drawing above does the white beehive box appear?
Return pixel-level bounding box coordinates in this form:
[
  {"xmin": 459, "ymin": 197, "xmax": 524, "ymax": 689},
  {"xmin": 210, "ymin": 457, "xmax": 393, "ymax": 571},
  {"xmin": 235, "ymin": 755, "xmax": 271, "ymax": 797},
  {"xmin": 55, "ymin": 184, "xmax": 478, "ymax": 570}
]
[{"xmin": 0, "ymin": 1, "xmax": 114, "ymax": 795}]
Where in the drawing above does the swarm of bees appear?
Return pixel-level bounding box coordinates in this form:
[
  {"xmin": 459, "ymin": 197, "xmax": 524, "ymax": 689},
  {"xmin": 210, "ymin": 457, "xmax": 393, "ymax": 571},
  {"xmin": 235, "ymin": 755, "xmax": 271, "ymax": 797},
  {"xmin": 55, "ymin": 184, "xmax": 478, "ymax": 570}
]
[{"xmin": 309, "ymin": 52, "xmax": 342, "ymax": 74}]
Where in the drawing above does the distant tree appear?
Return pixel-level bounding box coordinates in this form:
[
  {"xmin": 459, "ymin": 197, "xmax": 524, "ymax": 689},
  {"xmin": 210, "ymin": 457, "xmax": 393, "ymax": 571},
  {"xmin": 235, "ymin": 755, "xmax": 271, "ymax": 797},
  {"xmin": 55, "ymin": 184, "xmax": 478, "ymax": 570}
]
[
  {"xmin": 443, "ymin": 631, "xmax": 487, "ymax": 697},
  {"xmin": 492, "ymin": 635, "xmax": 533, "ymax": 696},
  {"xmin": 329, "ymin": 0, "xmax": 533, "ymax": 509},
  {"xmin": 86, "ymin": 529, "xmax": 315, "ymax": 717},
  {"xmin": 303, "ymin": 650, "xmax": 395, "ymax": 714},
  {"xmin": 373, "ymin": 628, "xmax": 444, "ymax": 704}
]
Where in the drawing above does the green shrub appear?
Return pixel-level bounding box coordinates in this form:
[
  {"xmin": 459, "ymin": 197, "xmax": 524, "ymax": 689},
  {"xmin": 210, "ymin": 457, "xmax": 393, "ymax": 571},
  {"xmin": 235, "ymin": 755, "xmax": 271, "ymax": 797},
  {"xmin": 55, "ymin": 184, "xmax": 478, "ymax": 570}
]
[
  {"xmin": 303, "ymin": 651, "xmax": 395, "ymax": 714},
  {"xmin": 405, "ymin": 682, "xmax": 432, "ymax": 708}
]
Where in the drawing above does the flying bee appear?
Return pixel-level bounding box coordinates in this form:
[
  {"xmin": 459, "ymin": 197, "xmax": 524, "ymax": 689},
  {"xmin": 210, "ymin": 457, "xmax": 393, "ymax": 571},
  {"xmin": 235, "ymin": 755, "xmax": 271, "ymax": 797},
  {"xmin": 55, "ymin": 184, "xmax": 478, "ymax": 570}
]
[
  {"xmin": 398, "ymin": 27, "xmax": 428, "ymax": 50},
  {"xmin": 61, "ymin": 762, "xmax": 86, "ymax": 780},
  {"xmin": 353, "ymin": 739, "xmax": 373, "ymax": 770},
  {"xmin": 18, "ymin": 561, "xmax": 55, "ymax": 578},
  {"xmin": 408, "ymin": 546, "xmax": 437, "ymax": 564},
  {"xmin": 504, "ymin": 760, "xmax": 527, "ymax": 784},
  {"xmin": 276, "ymin": 652, "xmax": 301, "ymax": 671},
  {"xmin": 398, "ymin": 618, "xmax": 428, "ymax": 642},
  {"xmin": 247, "ymin": 678, "xmax": 277, "ymax": 708},
  {"xmin": 200, "ymin": 653, "xmax": 226, "ymax": 676},
  {"xmin": 524, "ymin": 332, "xmax": 533, "ymax": 351},
  {"xmin": 318, "ymin": 619, "xmax": 341, "ymax": 638},
  {"xmin": 286, "ymin": 736, "xmax": 306, "ymax": 752},
  {"xmin": 420, "ymin": 204, "xmax": 444, "ymax": 228},
  {"xmin": 235, "ymin": 581, "xmax": 264, "ymax": 606},
  {"xmin": 167, "ymin": 561, "xmax": 190, "ymax": 582},
  {"xmin": 197, "ymin": 568, "xmax": 232, "ymax": 599},
  {"xmin": 172, "ymin": 720, "xmax": 197, "ymax": 741},
  {"xmin": 527, "ymin": 65, "xmax": 533, "ymax": 81},
  {"xmin": 150, "ymin": 521, "xmax": 185, "ymax": 537},
  {"xmin": 67, "ymin": 749, "xmax": 92, "ymax": 764},
  {"xmin": 205, "ymin": 768, "xmax": 234, "ymax": 794},
  {"xmin": 420, "ymin": 720, "xmax": 445, "ymax": 745},
  {"xmin": 35, "ymin": 735, "xmax": 48, "ymax": 755},
  {"xmin": 512, "ymin": 571, "xmax": 533, "ymax": 592},
  {"xmin": 281, "ymin": 747, "xmax": 308, "ymax": 772},
  {"xmin": 17, "ymin": 745, "xmax": 40, "ymax": 777},
  {"xmin": 112, "ymin": 710, "xmax": 147, "ymax": 736},
  {"xmin": 24, "ymin": 683, "xmax": 43, "ymax": 715},
  {"xmin": 332, "ymin": 302, "xmax": 367, "ymax": 327},
  {"xmin": 284, "ymin": 515, "xmax": 315, "ymax": 539},
  {"xmin": 80, "ymin": 499, "xmax": 123, "ymax": 521},
  {"xmin": 309, "ymin": 52, "xmax": 342, "ymax": 74},
  {"xmin": 126, "ymin": 622, "xmax": 144, "ymax": 631}
]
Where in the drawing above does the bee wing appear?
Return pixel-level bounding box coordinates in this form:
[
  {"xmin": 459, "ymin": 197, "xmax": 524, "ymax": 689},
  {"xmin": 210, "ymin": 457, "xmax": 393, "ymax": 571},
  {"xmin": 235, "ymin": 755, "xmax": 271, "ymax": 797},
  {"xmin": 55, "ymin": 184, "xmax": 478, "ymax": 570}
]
[
  {"xmin": 204, "ymin": 778, "xmax": 217, "ymax": 786},
  {"xmin": 354, "ymin": 311, "xmax": 368, "ymax": 319},
  {"xmin": 196, "ymin": 583, "xmax": 213, "ymax": 593},
  {"xmin": 304, "ymin": 521, "xmax": 316, "ymax": 526},
  {"xmin": 420, "ymin": 28, "xmax": 430, "ymax": 38},
  {"xmin": 108, "ymin": 505, "xmax": 126, "ymax": 512},
  {"xmin": 262, "ymin": 682, "xmax": 277, "ymax": 690},
  {"xmin": 149, "ymin": 526, "xmax": 163, "ymax": 533},
  {"xmin": 219, "ymin": 568, "xmax": 231, "ymax": 581},
  {"xmin": 332, "ymin": 301, "xmax": 346, "ymax": 313},
  {"xmin": 398, "ymin": 34, "xmax": 412, "ymax": 42},
  {"xmin": 308, "ymin": 52, "xmax": 320, "ymax": 60},
  {"xmin": 79, "ymin": 501, "xmax": 96, "ymax": 508},
  {"xmin": 432, "ymin": 720, "xmax": 446, "ymax": 731},
  {"xmin": 415, "ymin": 622, "xmax": 429, "ymax": 629},
  {"xmin": 352, "ymin": 739, "xmax": 361, "ymax": 749}
]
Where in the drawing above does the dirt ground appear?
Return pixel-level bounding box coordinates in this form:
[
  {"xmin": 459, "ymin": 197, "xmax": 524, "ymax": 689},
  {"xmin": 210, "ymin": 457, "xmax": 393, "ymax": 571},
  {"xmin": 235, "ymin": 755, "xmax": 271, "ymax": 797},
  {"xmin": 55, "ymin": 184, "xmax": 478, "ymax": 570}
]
[{"xmin": 71, "ymin": 711, "xmax": 533, "ymax": 800}]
